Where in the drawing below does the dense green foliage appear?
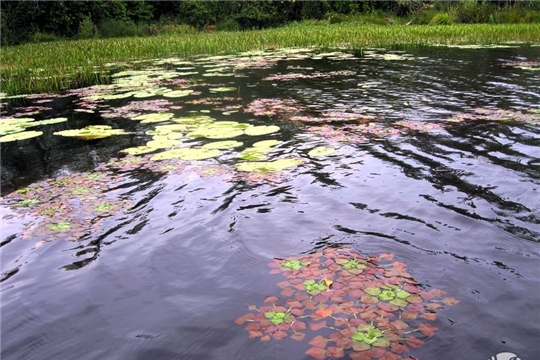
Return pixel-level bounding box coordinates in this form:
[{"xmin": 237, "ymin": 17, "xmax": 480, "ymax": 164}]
[
  {"xmin": 2, "ymin": 21, "xmax": 539, "ymax": 96},
  {"xmin": 2, "ymin": 0, "xmax": 540, "ymax": 46}
]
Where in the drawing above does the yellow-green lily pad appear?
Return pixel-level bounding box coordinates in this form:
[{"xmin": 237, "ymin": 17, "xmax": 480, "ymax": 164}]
[
  {"xmin": 253, "ymin": 140, "xmax": 283, "ymax": 149},
  {"xmin": 209, "ymin": 87, "xmax": 237, "ymax": 93},
  {"xmin": 134, "ymin": 112, "xmax": 174, "ymax": 123},
  {"xmin": 146, "ymin": 138, "xmax": 182, "ymax": 149},
  {"xmin": 150, "ymin": 148, "xmax": 220, "ymax": 161},
  {"xmin": 202, "ymin": 140, "xmax": 243, "ymax": 149},
  {"xmin": 120, "ymin": 146, "xmax": 157, "ymax": 155},
  {"xmin": 54, "ymin": 125, "xmax": 130, "ymax": 140},
  {"xmin": 0, "ymin": 130, "xmax": 43, "ymax": 142},
  {"xmin": 308, "ymin": 146, "xmax": 336, "ymax": 157},
  {"xmin": 163, "ymin": 90, "xmax": 194, "ymax": 98},
  {"xmin": 245, "ymin": 125, "xmax": 280, "ymax": 136}
]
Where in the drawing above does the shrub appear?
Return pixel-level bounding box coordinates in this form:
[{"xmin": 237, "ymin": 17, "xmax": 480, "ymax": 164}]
[
  {"xmin": 98, "ymin": 19, "xmax": 143, "ymax": 38},
  {"xmin": 77, "ymin": 16, "xmax": 99, "ymax": 39},
  {"xmin": 216, "ymin": 19, "xmax": 241, "ymax": 32},
  {"xmin": 328, "ymin": 13, "xmax": 347, "ymax": 24},
  {"xmin": 430, "ymin": 13, "xmax": 453, "ymax": 25},
  {"xmin": 31, "ymin": 32, "xmax": 63, "ymax": 43}
]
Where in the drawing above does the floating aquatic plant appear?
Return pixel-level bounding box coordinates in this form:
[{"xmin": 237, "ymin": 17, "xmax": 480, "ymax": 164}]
[
  {"xmin": 54, "ymin": 125, "xmax": 131, "ymax": 140},
  {"xmin": 0, "ymin": 130, "xmax": 43, "ymax": 142},
  {"xmin": 447, "ymin": 108, "xmax": 539, "ymax": 125},
  {"xmin": 236, "ymin": 248, "xmax": 459, "ymax": 360},
  {"xmin": 235, "ymin": 158, "xmax": 302, "ymax": 173},
  {"xmin": 308, "ymin": 146, "xmax": 336, "ymax": 157}
]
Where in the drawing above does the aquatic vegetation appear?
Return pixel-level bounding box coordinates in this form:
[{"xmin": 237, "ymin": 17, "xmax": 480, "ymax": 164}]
[
  {"xmin": 150, "ymin": 148, "xmax": 221, "ymax": 161},
  {"xmin": 394, "ymin": 120, "xmax": 448, "ymax": 134},
  {"xmin": 54, "ymin": 125, "xmax": 131, "ymax": 140},
  {"xmin": 308, "ymin": 147, "xmax": 336, "ymax": 157},
  {"xmin": 101, "ymin": 100, "xmax": 173, "ymax": 119},
  {"xmin": 0, "ymin": 130, "xmax": 43, "ymax": 143},
  {"xmin": 447, "ymin": 108, "xmax": 540, "ymax": 125},
  {"xmin": 263, "ymin": 70, "xmax": 356, "ymax": 82},
  {"xmin": 236, "ymin": 248, "xmax": 459, "ymax": 360},
  {"xmin": 235, "ymin": 158, "xmax": 302, "ymax": 173},
  {"xmin": 244, "ymin": 98, "xmax": 304, "ymax": 117}
]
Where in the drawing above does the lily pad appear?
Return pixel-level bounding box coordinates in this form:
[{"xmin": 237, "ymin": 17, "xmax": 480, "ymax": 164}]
[
  {"xmin": 133, "ymin": 112, "xmax": 174, "ymax": 123},
  {"xmin": 253, "ymin": 140, "xmax": 283, "ymax": 149},
  {"xmin": 308, "ymin": 146, "xmax": 336, "ymax": 157},
  {"xmin": 209, "ymin": 87, "xmax": 237, "ymax": 93},
  {"xmin": 150, "ymin": 148, "xmax": 220, "ymax": 161},
  {"xmin": 202, "ymin": 140, "xmax": 243, "ymax": 149},
  {"xmin": 163, "ymin": 89, "xmax": 194, "ymax": 98},
  {"xmin": 0, "ymin": 130, "xmax": 43, "ymax": 142},
  {"xmin": 146, "ymin": 138, "xmax": 183, "ymax": 149},
  {"xmin": 245, "ymin": 125, "xmax": 280, "ymax": 136},
  {"xmin": 46, "ymin": 221, "xmax": 72, "ymax": 232},
  {"xmin": 54, "ymin": 125, "xmax": 130, "ymax": 140}
]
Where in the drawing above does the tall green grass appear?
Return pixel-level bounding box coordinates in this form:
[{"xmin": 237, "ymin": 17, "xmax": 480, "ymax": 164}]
[{"xmin": 2, "ymin": 23, "xmax": 539, "ymax": 95}]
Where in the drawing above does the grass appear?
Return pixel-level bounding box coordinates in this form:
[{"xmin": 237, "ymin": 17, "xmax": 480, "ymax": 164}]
[{"xmin": 2, "ymin": 22, "xmax": 540, "ymax": 95}]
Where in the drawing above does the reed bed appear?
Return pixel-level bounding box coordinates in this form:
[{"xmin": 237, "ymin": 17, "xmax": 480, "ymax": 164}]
[{"xmin": 2, "ymin": 23, "xmax": 539, "ymax": 95}]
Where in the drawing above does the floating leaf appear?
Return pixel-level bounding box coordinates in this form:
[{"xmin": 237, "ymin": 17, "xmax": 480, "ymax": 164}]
[
  {"xmin": 209, "ymin": 87, "xmax": 237, "ymax": 93},
  {"xmin": 418, "ymin": 323, "xmax": 437, "ymax": 337},
  {"xmin": 120, "ymin": 146, "xmax": 156, "ymax": 155},
  {"xmin": 46, "ymin": 221, "xmax": 72, "ymax": 232},
  {"xmin": 305, "ymin": 347, "xmax": 326, "ymax": 360},
  {"xmin": 308, "ymin": 146, "xmax": 336, "ymax": 157},
  {"xmin": 0, "ymin": 130, "xmax": 43, "ymax": 142},
  {"xmin": 95, "ymin": 203, "xmax": 113, "ymax": 212},
  {"xmin": 290, "ymin": 332, "xmax": 306, "ymax": 341},
  {"xmin": 162, "ymin": 89, "xmax": 194, "ymax": 98},
  {"xmin": 202, "ymin": 140, "xmax": 243, "ymax": 149},
  {"xmin": 244, "ymin": 125, "xmax": 280, "ymax": 136},
  {"xmin": 441, "ymin": 297, "xmax": 460, "ymax": 306},
  {"xmin": 54, "ymin": 125, "xmax": 129, "ymax": 140},
  {"xmin": 133, "ymin": 112, "xmax": 174, "ymax": 123},
  {"xmin": 315, "ymin": 308, "xmax": 333, "ymax": 318},
  {"xmin": 150, "ymin": 148, "xmax": 220, "ymax": 161}
]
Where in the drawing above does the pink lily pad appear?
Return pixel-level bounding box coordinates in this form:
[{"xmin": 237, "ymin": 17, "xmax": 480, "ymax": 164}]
[{"xmin": 305, "ymin": 346, "xmax": 326, "ymax": 360}]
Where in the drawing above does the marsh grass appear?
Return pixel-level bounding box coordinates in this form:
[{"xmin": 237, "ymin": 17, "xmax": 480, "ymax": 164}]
[{"xmin": 2, "ymin": 23, "xmax": 539, "ymax": 95}]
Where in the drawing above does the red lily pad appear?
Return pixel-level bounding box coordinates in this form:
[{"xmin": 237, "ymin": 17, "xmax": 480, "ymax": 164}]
[
  {"xmin": 291, "ymin": 308, "xmax": 304, "ymax": 316},
  {"xmin": 350, "ymin": 352, "xmax": 372, "ymax": 360},
  {"xmin": 309, "ymin": 335, "xmax": 329, "ymax": 348},
  {"xmin": 291, "ymin": 321, "xmax": 306, "ymax": 331},
  {"xmin": 290, "ymin": 332, "xmax": 306, "ymax": 341},
  {"xmin": 234, "ymin": 316, "xmax": 247, "ymax": 325},
  {"xmin": 315, "ymin": 308, "xmax": 333, "ymax": 318},
  {"xmin": 442, "ymin": 297, "xmax": 460, "ymax": 306},
  {"xmin": 352, "ymin": 342, "xmax": 371, "ymax": 351},
  {"xmin": 295, "ymin": 292, "xmax": 309, "ymax": 301},
  {"xmin": 277, "ymin": 281, "xmax": 290, "ymax": 289},
  {"xmin": 269, "ymin": 269, "xmax": 281, "ymax": 275},
  {"xmin": 249, "ymin": 330, "xmax": 263, "ymax": 338},
  {"xmin": 264, "ymin": 296, "xmax": 279, "ymax": 304},
  {"xmin": 327, "ymin": 346, "xmax": 345, "ymax": 358},
  {"xmin": 381, "ymin": 352, "xmax": 402, "ymax": 360},
  {"xmin": 349, "ymin": 289, "xmax": 364, "ymax": 298},
  {"xmin": 390, "ymin": 341, "xmax": 409, "ymax": 354},
  {"xmin": 401, "ymin": 311, "xmax": 418, "ymax": 320},
  {"xmin": 310, "ymin": 320, "xmax": 327, "ymax": 331},
  {"xmin": 334, "ymin": 317, "xmax": 349, "ymax": 327},
  {"xmin": 305, "ymin": 346, "xmax": 326, "ymax": 360},
  {"xmin": 390, "ymin": 320, "xmax": 409, "ymax": 331},
  {"xmin": 418, "ymin": 323, "xmax": 437, "ymax": 337},
  {"xmin": 426, "ymin": 302, "xmax": 444, "ymax": 311},
  {"xmin": 422, "ymin": 289, "xmax": 446, "ymax": 299},
  {"xmin": 281, "ymin": 287, "xmax": 295, "ymax": 297},
  {"xmin": 406, "ymin": 294, "xmax": 423, "ymax": 304},
  {"xmin": 261, "ymin": 335, "xmax": 271, "ymax": 342},
  {"xmin": 405, "ymin": 336, "xmax": 423, "ymax": 348},
  {"xmin": 272, "ymin": 330, "xmax": 288, "ymax": 340},
  {"xmin": 245, "ymin": 322, "xmax": 260, "ymax": 331},
  {"xmin": 421, "ymin": 312, "xmax": 437, "ymax": 321}
]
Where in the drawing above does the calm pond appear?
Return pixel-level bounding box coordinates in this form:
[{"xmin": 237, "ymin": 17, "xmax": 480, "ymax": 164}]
[{"xmin": 1, "ymin": 45, "xmax": 539, "ymax": 360}]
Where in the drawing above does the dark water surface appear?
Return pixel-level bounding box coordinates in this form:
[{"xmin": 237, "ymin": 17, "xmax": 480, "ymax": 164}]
[{"xmin": 1, "ymin": 46, "xmax": 539, "ymax": 360}]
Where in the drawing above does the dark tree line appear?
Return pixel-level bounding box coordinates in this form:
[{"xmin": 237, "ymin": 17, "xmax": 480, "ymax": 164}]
[{"xmin": 1, "ymin": 0, "xmax": 535, "ymax": 46}]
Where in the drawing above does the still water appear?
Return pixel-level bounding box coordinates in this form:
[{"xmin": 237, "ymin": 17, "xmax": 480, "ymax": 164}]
[{"xmin": 1, "ymin": 46, "xmax": 539, "ymax": 360}]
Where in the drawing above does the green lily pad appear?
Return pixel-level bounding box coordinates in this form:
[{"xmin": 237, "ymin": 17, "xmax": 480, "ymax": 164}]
[
  {"xmin": 187, "ymin": 123, "xmax": 246, "ymax": 139},
  {"xmin": 120, "ymin": 146, "xmax": 156, "ymax": 155},
  {"xmin": 240, "ymin": 149, "xmax": 268, "ymax": 161},
  {"xmin": 389, "ymin": 298, "xmax": 408, "ymax": 307},
  {"xmin": 202, "ymin": 140, "xmax": 243, "ymax": 149},
  {"xmin": 253, "ymin": 140, "xmax": 283, "ymax": 149},
  {"xmin": 95, "ymin": 203, "xmax": 113, "ymax": 212},
  {"xmin": 235, "ymin": 158, "xmax": 302, "ymax": 172},
  {"xmin": 132, "ymin": 87, "xmax": 172, "ymax": 98},
  {"xmin": 365, "ymin": 287, "xmax": 382, "ymax": 296},
  {"xmin": 146, "ymin": 138, "xmax": 182, "ymax": 149},
  {"xmin": 72, "ymin": 187, "xmax": 90, "ymax": 195},
  {"xmin": 395, "ymin": 289, "xmax": 411, "ymax": 299},
  {"xmin": 209, "ymin": 87, "xmax": 237, "ymax": 93},
  {"xmin": 54, "ymin": 125, "xmax": 129, "ymax": 140},
  {"xmin": 172, "ymin": 115, "xmax": 214, "ymax": 125},
  {"xmin": 16, "ymin": 199, "xmax": 40, "ymax": 207},
  {"xmin": 29, "ymin": 117, "xmax": 68, "ymax": 127},
  {"xmin": 163, "ymin": 89, "xmax": 194, "ymax": 98},
  {"xmin": 282, "ymin": 259, "xmax": 305, "ymax": 270},
  {"xmin": 150, "ymin": 148, "xmax": 220, "ymax": 161},
  {"xmin": 46, "ymin": 221, "xmax": 72, "ymax": 232},
  {"xmin": 0, "ymin": 130, "xmax": 43, "ymax": 142},
  {"xmin": 379, "ymin": 290, "xmax": 396, "ymax": 301},
  {"xmin": 308, "ymin": 146, "xmax": 335, "ymax": 157},
  {"xmin": 133, "ymin": 112, "xmax": 174, "ymax": 123},
  {"xmin": 244, "ymin": 125, "xmax": 280, "ymax": 136}
]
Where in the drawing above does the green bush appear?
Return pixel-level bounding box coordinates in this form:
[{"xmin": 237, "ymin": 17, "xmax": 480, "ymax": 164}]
[
  {"xmin": 159, "ymin": 23, "xmax": 198, "ymax": 36},
  {"xmin": 216, "ymin": 19, "xmax": 241, "ymax": 32},
  {"xmin": 328, "ymin": 13, "xmax": 347, "ymax": 24},
  {"xmin": 98, "ymin": 19, "xmax": 143, "ymax": 38},
  {"xmin": 430, "ymin": 13, "xmax": 453, "ymax": 25},
  {"xmin": 31, "ymin": 32, "xmax": 64, "ymax": 43},
  {"xmin": 77, "ymin": 16, "xmax": 99, "ymax": 39}
]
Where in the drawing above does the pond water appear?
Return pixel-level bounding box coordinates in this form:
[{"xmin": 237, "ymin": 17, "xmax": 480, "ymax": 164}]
[{"xmin": 1, "ymin": 46, "xmax": 539, "ymax": 360}]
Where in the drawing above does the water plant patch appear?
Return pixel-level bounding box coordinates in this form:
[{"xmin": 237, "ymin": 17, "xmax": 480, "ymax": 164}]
[{"xmin": 236, "ymin": 248, "xmax": 459, "ymax": 360}]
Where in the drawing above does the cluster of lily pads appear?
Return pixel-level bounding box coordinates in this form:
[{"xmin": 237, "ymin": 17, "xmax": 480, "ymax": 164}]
[
  {"xmin": 501, "ymin": 60, "xmax": 540, "ymax": 71},
  {"xmin": 0, "ymin": 116, "xmax": 67, "ymax": 142},
  {"xmin": 235, "ymin": 248, "xmax": 459, "ymax": 360},
  {"xmin": 1, "ymin": 171, "xmax": 131, "ymax": 243},
  {"xmin": 447, "ymin": 108, "xmax": 540, "ymax": 125}
]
